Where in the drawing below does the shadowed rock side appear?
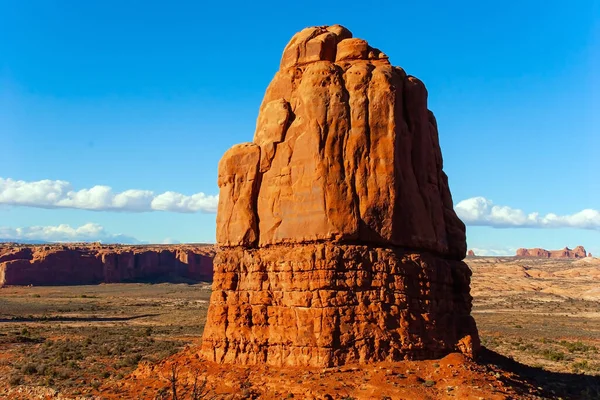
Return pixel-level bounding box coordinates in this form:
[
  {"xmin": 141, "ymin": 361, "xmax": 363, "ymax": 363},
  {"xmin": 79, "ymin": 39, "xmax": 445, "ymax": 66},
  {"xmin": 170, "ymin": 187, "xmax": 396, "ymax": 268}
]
[
  {"xmin": 516, "ymin": 246, "xmax": 587, "ymax": 259},
  {"xmin": 0, "ymin": 244, "xmax": 214, "ymax": 286},
  {"xmin": 201, "ymin": 25, "xmax": 479, "ymax": 367}
]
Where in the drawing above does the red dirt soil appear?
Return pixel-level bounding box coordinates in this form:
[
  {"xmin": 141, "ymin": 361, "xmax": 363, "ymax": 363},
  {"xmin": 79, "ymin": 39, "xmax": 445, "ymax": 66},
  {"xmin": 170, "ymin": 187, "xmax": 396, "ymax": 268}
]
[{"xmin": 98, "ymin": 344, "xmax": 560, "ymax": 399}]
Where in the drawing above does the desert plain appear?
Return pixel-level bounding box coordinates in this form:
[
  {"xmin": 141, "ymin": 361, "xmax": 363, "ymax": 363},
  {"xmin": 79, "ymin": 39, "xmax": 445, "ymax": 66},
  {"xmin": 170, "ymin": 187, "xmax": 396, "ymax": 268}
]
[{"xmin": 1, "ymin": 255, "xmax": 599, "ymax": 399}]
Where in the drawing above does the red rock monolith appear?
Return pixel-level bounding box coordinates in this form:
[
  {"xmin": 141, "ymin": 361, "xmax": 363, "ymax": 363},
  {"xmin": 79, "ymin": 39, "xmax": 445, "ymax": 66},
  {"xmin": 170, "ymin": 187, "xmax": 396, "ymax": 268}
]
[{"xmin": 201, "ymin": 25, "xmax": 479, "ymax": 367}]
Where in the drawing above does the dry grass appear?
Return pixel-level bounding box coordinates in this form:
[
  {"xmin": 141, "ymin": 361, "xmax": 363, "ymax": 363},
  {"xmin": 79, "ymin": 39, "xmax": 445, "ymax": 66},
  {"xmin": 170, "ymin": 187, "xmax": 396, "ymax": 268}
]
[
  {"xmin": 469, "ymin": 256, "xmax": 600, "ymax": 394},
  {"xmin": 0, "ymin": 283, "xmax": 211, "ymax": 398}
]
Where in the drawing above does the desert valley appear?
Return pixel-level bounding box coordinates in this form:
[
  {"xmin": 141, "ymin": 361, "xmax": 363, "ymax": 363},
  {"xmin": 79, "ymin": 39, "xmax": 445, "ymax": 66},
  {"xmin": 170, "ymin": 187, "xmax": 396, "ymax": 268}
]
[{"xmin": 1, "ymin": 244, "xmax": 599, "ymax": 399}]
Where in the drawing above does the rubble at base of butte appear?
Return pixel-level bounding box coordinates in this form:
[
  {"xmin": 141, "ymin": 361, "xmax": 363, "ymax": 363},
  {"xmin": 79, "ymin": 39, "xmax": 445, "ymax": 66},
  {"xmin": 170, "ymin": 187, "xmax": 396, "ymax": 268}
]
[{"xmin": 200, "ymin": 25, "xmax": 480, "ymax": 367}]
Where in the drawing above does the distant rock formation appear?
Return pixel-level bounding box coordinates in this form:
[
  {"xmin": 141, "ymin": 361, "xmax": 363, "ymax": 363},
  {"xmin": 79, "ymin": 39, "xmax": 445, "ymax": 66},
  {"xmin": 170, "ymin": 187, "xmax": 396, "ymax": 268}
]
[
  {"xmin": 467, "ymin": 250, "xmax": 476, "ymax": 256},
  {"xmin": 0, "ymin": 244, "xmax": 214, "ymax": 286},
  {"xmin": 516, "ymin": 246, "xmax": 587, "ymax": 259},
  {"xmin": 200, "ymin": 25, "xmax": 479, "ymax": 368}
]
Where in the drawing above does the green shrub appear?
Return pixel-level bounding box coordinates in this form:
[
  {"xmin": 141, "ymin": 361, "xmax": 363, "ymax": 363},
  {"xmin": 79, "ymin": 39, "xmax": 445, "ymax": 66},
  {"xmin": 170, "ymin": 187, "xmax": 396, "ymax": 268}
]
[
  {"xmin": 22, "ymin": 363, "xmax": 37, "ymax": 375},
  {"xmin": 541, "ymin": 349, "xmax": 565, "ymax": 361},
  {"xmin": 9, "ymin": 374, "xmax": 22, "ymax": 386},
  {"xmin": 559, "ymin": 340, "xmax": 597, "ymax": 353}
]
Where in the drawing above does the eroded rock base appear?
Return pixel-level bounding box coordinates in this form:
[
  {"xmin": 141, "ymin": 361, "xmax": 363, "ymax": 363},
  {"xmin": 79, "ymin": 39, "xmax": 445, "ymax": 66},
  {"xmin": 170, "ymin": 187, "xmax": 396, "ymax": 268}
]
[{"xmin": 201, "ymin": 243, "xmax": 479, "ymax": 367}]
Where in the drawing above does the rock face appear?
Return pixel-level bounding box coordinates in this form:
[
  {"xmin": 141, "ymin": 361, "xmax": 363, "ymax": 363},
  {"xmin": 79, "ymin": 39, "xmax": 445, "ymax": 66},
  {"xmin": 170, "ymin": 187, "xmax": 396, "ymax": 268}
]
[
  {"xmin": 516, "ymin": 246, "xmax": 587, "ymax": 259},
  {"xmin": 0, "ymin": 244, "xmax": 214, "ymax": 286},
  {"xmin": 201, "ymin": 25, "xmax": 479, "ymax": 367},
  {"xmin": 467, "ymin": 250, "xmax": 476, "ymax": 257},
  {"xmin": 216, "ymin": 25, "xmax": 465, "ymax": 258}
]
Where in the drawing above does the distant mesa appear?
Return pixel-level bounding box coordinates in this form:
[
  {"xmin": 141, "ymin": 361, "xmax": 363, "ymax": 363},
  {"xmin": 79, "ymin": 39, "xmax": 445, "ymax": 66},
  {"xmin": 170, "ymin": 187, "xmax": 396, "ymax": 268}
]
[
  {"xmin": 467, "ymin": 250, "xmax": 476, "ymax": 257},
  {"xmin": 589, "ymin": 252, "xmax": 593, "ymax": 258},
  {"xmin": 516, "ymin": 246, "xmax": 587, "ymax": 259},
  {"xmin": 0, "ymin": 244, "xmax": 214, "ymax": 286}
]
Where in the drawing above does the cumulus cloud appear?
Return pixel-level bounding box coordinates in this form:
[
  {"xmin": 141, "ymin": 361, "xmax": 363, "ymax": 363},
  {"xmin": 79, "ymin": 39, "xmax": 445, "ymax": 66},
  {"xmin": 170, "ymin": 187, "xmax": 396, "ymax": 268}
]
[
  {"xmin": 0, "ymin": 178, "xmax": 218, "ymax": 213},
  {"xmin": 0, "ymin": 223, "xmax": 143, "ymax": 244},
  {"xmin": 455, "ymin": 197, "xmax": 600, "ymax": 230}
]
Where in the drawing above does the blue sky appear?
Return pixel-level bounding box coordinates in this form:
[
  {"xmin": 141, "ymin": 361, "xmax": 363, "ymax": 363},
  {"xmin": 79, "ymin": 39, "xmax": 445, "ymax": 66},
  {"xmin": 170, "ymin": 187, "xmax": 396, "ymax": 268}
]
[{"xmin": 1, "ymin": 1, "xmax": 598, "ymax": 255}]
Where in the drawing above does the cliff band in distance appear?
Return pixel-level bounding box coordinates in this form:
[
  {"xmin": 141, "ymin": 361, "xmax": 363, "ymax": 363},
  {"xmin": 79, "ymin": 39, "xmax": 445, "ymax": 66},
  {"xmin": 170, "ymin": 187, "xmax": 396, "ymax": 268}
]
[
  {"xmin": 516, "ymin": 246, "xmax": 588, "ymax": 259},
  {"xmin": 0, "ymin": 244, "xmax": 214, "ymax": 286},
  {"xmin": 201, "ymin": 25, "xmax": 480, "ymax": 367}
]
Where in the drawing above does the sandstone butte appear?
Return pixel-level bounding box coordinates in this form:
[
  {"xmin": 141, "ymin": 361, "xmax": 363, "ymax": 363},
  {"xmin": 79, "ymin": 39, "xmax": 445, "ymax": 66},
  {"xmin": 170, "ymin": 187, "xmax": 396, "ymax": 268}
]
[
  {"xmin": 200, "ymin": 24, "xmax": 480, "ymax": 368},
  {"xmin": 0, "ymin": 244, "xmax": 214, "ymax": 286},
  {"xmin": 467, "ymin": 250, "xmax": 476, "ymax": 256},
  {"xmin": 516, "ymin": 246, "xmax": 587, "ymax": 259}
]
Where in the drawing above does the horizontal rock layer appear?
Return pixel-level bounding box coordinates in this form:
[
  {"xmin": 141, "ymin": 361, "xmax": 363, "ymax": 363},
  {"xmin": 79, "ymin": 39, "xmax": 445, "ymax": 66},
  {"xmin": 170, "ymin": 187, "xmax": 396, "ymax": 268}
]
[
  {"xmin": 200, "ymin": 243, "xmax": 478, "ymax": 367},
  {"xmin": 0, "ymin": 244, "xmax": 214, "ymax": 286}
]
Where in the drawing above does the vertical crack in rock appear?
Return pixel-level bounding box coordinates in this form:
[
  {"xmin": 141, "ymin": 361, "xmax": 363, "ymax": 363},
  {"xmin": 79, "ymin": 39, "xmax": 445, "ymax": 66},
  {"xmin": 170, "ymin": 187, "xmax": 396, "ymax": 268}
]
[{"xmin": 202, "ymin": 25, "xmax": 480, "ymax": 367}]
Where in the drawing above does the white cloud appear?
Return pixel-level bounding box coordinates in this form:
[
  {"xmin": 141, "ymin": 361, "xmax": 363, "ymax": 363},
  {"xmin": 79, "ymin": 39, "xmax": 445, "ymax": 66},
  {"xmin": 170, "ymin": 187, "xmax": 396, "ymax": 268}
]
[
  {"xmin": 0, "ymin": 178, "xmax": 218, "ymax": 213},
  {"xmin": 468, "ymin": 247, "xmax": 518, "ymax": 257},
  {"xmin": 455, "ymin": 197, "xmax": 600, "ymax": 230},
  {"xmin": 151, "ymin": 191, "xmax": 217, "ymax": 213},
  {"xmin": 0, "ymin": 223, "xmax": 143, "ymax": 244}
]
